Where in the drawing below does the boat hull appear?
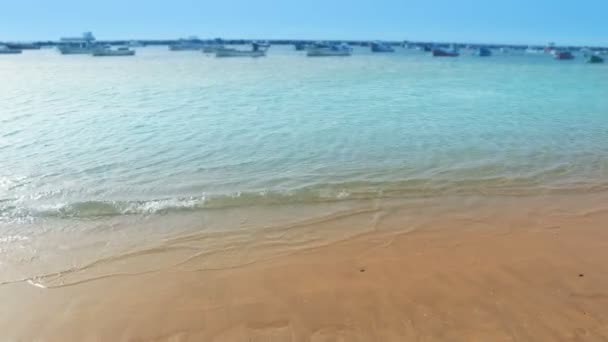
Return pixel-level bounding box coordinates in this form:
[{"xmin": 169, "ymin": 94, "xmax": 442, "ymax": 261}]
[
  {"xmin": 202, "ymin": 46, "xmax": 224, "ymax": 53},
  {"xmin": 58, "ymin": 47, "xmax": 96, "ymax": 55},
  {"xmin": 215, "ymin": 50, "xmax": 266, "ymax": 58},
  {"xmin": 432, "ymin": 49, "xmax": 459, "ymax": 57},
  {"xmin": 93, "ymin": 51, "xmax": 136, "ymax": 57},
  {"xmin": 475, "ymin": 48, "xmax": 492, "ymax": 57},
  {"xmin": 0, "ymin": 50, "xmax": 22, "ymax": 54},
  {"xmin": 306, "ymin": 48, "xmax": 351, "ymax": 57},
  {"xmin": 371, "ymin": 45, "xmax": 395, "ymax": 53},
  {"xmin": 587, "ymin": 55, "xmax": 604, "ymax": 64},
  {"xmin": 554, "ymin": 52, "xmax": 575, "ymax": 60},
  {"xmin": 169, "ymin": 45, "xmax": 203, "ymax": 51}
]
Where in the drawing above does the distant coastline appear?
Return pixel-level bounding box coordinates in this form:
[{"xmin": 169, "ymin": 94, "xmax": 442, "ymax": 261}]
[{"xmin": 2, "ymin": 37, "xmax": 607, "ymax": 52}]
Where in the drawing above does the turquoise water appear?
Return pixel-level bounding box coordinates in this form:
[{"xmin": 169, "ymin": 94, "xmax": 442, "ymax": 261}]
[{"xmin": 1, "ymin": 46, "xmax": 608, "ymax": 223}]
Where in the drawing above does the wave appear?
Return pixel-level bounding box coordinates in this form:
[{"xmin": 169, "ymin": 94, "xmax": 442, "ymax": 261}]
[{"xmin": 2, "ymin": 178, "xmax": 608, "ymax": 221}]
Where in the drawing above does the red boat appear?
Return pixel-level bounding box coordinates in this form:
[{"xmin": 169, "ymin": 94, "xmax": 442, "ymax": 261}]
[
  {"xmin": 554, "ymin": 51, "xmax": 574, "ymax": 60},
  {"xmin": 432, "ymin": 48, "xmax": 459, "ymax": 57}
]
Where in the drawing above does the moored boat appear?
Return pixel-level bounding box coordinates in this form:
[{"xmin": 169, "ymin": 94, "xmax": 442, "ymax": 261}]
[
  {"xmin": 169, "ymin": 42, "xmax": 204, "ymax": 51},
  {"xmin": 202, "ymin": 43, "xmax": 225, "ymax": 53},
  {"xmin": 294, "ymin": 42, "xmax": 308, "ymax": 51},
  {"xmin": 432, "ymin": 48, "xmax": 459, "ymax": 57},
  {"xmin": 586, "ymin": 55, "xmax": 604, "ymax": 64},
  {"xmin": 5, "ymin": 43, "xmax": 40, "ymax": 50},
  {"xmin": 215, "ymin": 43, "xmax": 267, "ymax": 58},
  {"xmin": 554, "ymin": 51, "xmax": 574, "ymax": 60},
  {"xmin": 370, "ymin": 41, "xmax": 395, "ymax": 53},
  {"xmin": 169, "ymin": 37, "xmax": 206, "ymax": 51},
  {"xmin": 93, "ymin": 46, "xmax": 136, "ymax": 57},
  {"xmin": 474, "ymin": 47, "xmax": 492, "ymax": 57},
  {"xmin": 0, "ymin": 45, "xmax": 22, "ymax": 54},
  {"xmin": 307, "ymin": 43, "xmax": 352, "ymax": 57},
  {"xmin": 58, "ymin": 32, "xmax": 98, "ymax": 54},
  {"xmin": 215, "ymin": 49, "xmax": 266, "ymax": 58}
]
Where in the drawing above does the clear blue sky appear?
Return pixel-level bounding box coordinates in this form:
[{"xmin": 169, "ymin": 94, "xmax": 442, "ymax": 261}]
[{"xmin": 3, "ymin": 0, "xmax": 608, "ymax": 45}]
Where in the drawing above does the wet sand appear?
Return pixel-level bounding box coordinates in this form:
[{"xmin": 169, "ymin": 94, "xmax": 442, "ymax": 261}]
[{"xmin": 2, "ymin": 194, "xmax": 608, "ymax": 341}]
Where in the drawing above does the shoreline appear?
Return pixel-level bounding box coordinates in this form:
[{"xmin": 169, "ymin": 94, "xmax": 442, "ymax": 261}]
[{"xmin": 2, "ymin": 192, "xmax": 608, "ymax": 340}]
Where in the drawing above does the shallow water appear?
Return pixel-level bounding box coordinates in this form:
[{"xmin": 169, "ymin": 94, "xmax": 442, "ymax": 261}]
[{"xmin": 1, "ymin": 45, "xmax": 608, "ymax": 282}]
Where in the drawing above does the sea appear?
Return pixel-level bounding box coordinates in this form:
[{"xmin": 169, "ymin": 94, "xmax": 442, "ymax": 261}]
[{"xmin": 1, "ymin": 45, "xmax": 607, "ymax": 286}]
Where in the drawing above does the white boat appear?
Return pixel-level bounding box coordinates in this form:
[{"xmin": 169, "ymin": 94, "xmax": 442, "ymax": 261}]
[
  {"xmin": 93, "ymin": 46, "xmax": 136, "ymax": 57},
  {"xmin": 307, "ymin": 43, "xmax": 352, "ymax": 57},
  {"xmin": 202, "ymin": 44, "xmax": 225, "ymax": 53},
  {"xmin": 215, "ymin": 43, "xmax": 267, "ymax": 57},
  {"xmin": 169, "ymin": 42, "xmax": 204, "ymax": 51},
  {"xmin": 58, "ymin": 32, "xmax": 98, "ymax": 54},
  {"xmin": 370, "ymin": 41, "xmax": 395, "ymax": 53},
  {"xmin": 169, "ymin": 36, "xmax": 206, "ymax": 51},
  {"xmin": 215, "ymin": 48, "xmax": 266, "ymax": 58},
  {"xmin": 0, "ymin": 45, "xmax": 22, "ymax": 54}
]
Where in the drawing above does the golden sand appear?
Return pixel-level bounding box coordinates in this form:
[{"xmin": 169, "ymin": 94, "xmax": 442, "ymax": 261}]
[{"xmin": 2, "ymin": 194, "xmax": 608, "ymax": 341}]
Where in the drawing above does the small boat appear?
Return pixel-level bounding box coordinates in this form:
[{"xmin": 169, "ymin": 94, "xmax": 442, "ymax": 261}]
[
  {"xmin": 474, "ymin": 47, "xmax": 492, "ymax": 57},
  {"xmin": 370, "ymin": 41, "xmax": 395, "ymax": 53},
  {"xmin": 432, "ymin": 48, "xmax": 459, "ymax": 57},
  {"xmin": 294, "ymin": 42, "xmax": 308, "ymax": 51},
  {"xmin": 169, "ymin": 42, "xmax": 204, "ymax": 51},
  {"xmin": 554, "ymin": 51, "xmax": 574, "ymax": 60},
  {"xmin": 5, "ymin": 43, "xmax": 40, "ymax": 50},
  {"xmin": 93, "ymin": 46, "xmax": 136, "ymax": 57},
  {"xmin": 169, "ymin": 37, "xmax": 206, "ymax": 51},
  {"xmin": 0, "ymin": 45, "xmax": 22, "ymax": 54},
  {"xmin": 202, "ymin": 43, "xmax": 225, "ymax": 53},
  {"xmin": 307, "ymin": 43, "xmax": 352, "ymax": 57},
  {"xmin": 58, "ymin": 32, "xmax": 98, "ymax": 54},
  {"xmin": 586, "ymin": 55, "xmax": 604, "ymax": 64},
  {"xmin": 215, "ymin": 43, "xmax": 267, "ymax": 58}
]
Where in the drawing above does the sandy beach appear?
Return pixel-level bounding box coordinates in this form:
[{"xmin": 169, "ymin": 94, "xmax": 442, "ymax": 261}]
[{"xmin": 2, "ymin": 193, "xmax": 608, "ymax": 341}]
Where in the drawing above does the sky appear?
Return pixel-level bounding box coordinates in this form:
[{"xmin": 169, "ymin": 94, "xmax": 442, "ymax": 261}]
[{"xmin": 2, "ymin": 0, "xmax": 608, "ymax": 45}]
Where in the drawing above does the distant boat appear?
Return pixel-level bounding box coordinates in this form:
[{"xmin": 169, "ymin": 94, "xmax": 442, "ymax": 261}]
[
  {"xmin": 0, "ymin": 46, "xmax": 22, "ymax": 54},
  {"xmin": 307, "ymin": 43, "xmax": 352, "ymax": 57},
  {"xmin": 586, "ymin": 55, "xmax": 604, "ymax": 64},
  {"xmin": 202, "ymin": 43, "xmax": 225, "ymax": 53},
  {"xmin": 169, "ymin": 42, "xmax": 204, "ymax": 51},
  {"xmin": 93, "ymin": 46, "xmax": 136, "ymax": 57},
  {"xmin": 554, "ymin": 51, "xmax": 574, "ymax": 60},
  {"xmin": 215, "ymin": 43, "xmax": 267, "ymax": 58},
  {"xmin": 5, "ymin": 43, "xmax": 39, "ymax": 50},
  {"xmin": 294, "ymin": 42, "xmax": 308, "ymax": 51},
  {"xmin": 169, "ymin": 37, "xmax": 206, "ymax": 51},
  {"xmin": 474, "ymin": 47, "xmax": 492, "ymax": 57},
  {"xmin": 432, "ymin": 48, "xmax": 459, "ymax": 57},
  {"xmin": 0, "ymin": 45, "xmax": 22, "ymax": 54},
  {"xmin": 58, "ymin": 32, "xmax": 98, "ymax": 54},
  {"xmin": 370, "ymin": 41, "xmax": 395, "ymax": 53}
]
